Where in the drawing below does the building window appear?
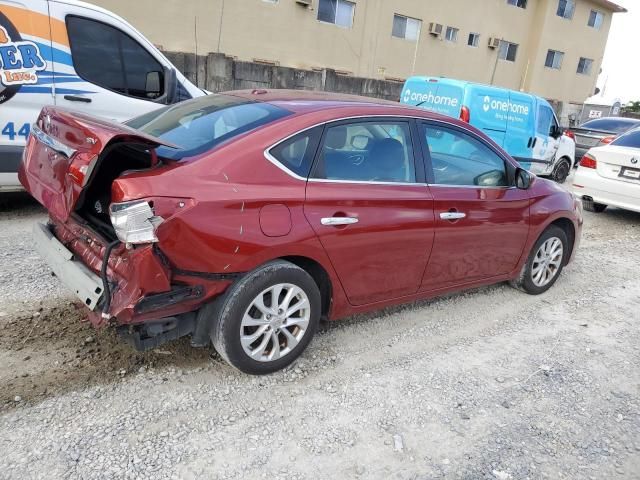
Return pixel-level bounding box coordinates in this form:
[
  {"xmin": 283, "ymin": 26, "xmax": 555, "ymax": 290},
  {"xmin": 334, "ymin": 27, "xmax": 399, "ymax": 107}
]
[
  {"xmin": 318, "ymin": 0, "xmax": 355, "ymax": 28},
  {"xmin": 392, "ymin": 14, "xmax": 421, "ymax": 41},
  {"xmin": 588, "ymin": 10, "xmax": 604, "ymax": 29},
  {"xmin": 467, "ymin": 33, "xmax": 480, "ymax": 47},
  {"xmin": 445, "ymin": 27, "xmax": 459, "ymax": 42},
  {"xmin": 577, "ymin": 57, "xmax": 594, "ymax": 75},
  {"xmin": 498, "ymin": 40, "xmax": 518, "ymax": 62},
  {"xmin": 556, "ymin": 0, "xmax": 575, "ymax": 19},
  {"xmin": 507, "ymin": 0, "xmax": 527, "ymax": 8},
  {"xmin": 545, "ymin": 49, "xmax": 564, "ymax": 69}
]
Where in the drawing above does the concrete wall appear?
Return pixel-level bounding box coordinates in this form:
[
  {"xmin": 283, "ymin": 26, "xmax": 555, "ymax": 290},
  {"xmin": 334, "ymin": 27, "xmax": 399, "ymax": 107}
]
[
  {"xmin": 164, "ymin": 52, "xmax": 404, "ymax": 101},
  {"xmin": 94, "ymin": 0, "xmax": 625, "ymax": 104}
]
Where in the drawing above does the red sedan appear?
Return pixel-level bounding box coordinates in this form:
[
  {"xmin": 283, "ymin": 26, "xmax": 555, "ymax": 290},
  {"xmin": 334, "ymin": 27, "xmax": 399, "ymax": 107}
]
[{"xmin": 19, "ymin": 90, "xmax": 582, "ymax": 374}]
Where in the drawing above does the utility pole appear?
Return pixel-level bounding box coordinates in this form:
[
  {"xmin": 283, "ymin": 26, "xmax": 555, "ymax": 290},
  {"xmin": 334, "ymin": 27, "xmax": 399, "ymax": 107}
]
[
  {"xmin": 217, "ymin": 0, "xmax": 225, "ymax": 53},
  {"xmin": 490, "ymin": 38, "xmax": 502, "ymax": 85}
]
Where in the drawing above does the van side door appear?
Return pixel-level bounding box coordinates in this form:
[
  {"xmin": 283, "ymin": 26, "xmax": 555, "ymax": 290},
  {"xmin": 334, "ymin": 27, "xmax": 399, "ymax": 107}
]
[
  {"xmin": 47, "ymin": 3, "xmax": 187, "ymax": 121},
  {"xmin": 466, "ymin": 86, "xmax": 509, "ymax": 147}
]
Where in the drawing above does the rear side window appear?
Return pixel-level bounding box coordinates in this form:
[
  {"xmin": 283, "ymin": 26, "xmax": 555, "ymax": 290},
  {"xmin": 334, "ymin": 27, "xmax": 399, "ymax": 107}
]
[
  {"xmin": 67, "ymin": 16, "xmax": 164, "ymax": 100},
  {"xmin": 312, "ymin": 121, "xmax": 416, "ymax": 183},
  {"xmin": 127, "ymin": 94, "xmax": 291, "ymax": 160},
  {"xmin": 269, "ymin": 127, "xmax": 322, "ymax": 178},
  {"xmin": 611, "ymin": 129, "xmax": 640, "ymax": 149},
  {"xmin": 580, "ymin": 118, "xmax": 640, "ymax": 133},
  {"xmin": 422, "ymin": 123, "xmax": 507, "ymax": 187}
]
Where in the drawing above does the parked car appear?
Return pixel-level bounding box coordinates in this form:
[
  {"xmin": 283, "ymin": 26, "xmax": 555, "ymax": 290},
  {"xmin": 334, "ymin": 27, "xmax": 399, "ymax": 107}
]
[
  {"xmin": 400, "ymin": 76, "xmax": 576, "ymax": 183},
  {"xmin": 0, "ymin": 0, "xmax": 205, "ymax": 193},
  {"xmin": 20, "ymin": 90, "xmax": 583, "ymax": 374},
  {"xmin": 573, "ymin": 126, "xmax": 640, "ymax": 213},
  {"xmin": 567, "ymin": 117, "xmax": 640, "ymax": 163}
]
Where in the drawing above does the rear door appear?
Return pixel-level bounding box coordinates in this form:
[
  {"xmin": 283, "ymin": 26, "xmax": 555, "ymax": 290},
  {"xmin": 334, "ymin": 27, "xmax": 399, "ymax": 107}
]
[
  {"xmin": 304, "ymin": 118, "xmax": 435, "ymax": 306},
  {"xmin": 47, "ymin": 3, "xmax": 173, "ymax": 121},
  {"xmin": 418, "ymin": 120, "xmax": 530, "ymax": 291},
  {"xmin": 0, "ymin": 0, "xmax": 53, "ymax": 184}
]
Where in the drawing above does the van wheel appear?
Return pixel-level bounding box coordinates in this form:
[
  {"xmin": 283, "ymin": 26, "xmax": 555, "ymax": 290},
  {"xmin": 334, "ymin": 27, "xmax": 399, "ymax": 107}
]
[
  {"xmin": 510, "ymin": 225, "xmax": 568, "ymax": 295},
  {"xmin": 210, "ymin": 260, "xmax": 321, "ymax": 375},
  {"xmin": 551, "ymin": 158, "xmax": 571, "ymax": 184}
]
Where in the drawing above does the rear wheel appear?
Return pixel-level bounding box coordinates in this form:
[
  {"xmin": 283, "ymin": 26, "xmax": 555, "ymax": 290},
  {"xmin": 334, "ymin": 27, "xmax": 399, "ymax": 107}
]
[
  {"xmin": 551, "ymin": 158, "xmax": 571, "ymax": 184},
  {"xmin": 510, "ymin": 225, "xmax": 568, "ymax": 295},
  {"xmin": 582, "ymin": 197, "xmax": 607, "ymax": 213},
  {"xmin": 210, "ymin": 260, "xmax": 321, "ymax": 375}
]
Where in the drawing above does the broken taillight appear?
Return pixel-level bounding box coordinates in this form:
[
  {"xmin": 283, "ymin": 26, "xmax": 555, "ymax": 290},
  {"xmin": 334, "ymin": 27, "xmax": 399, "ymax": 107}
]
[{"xmin": 109, "ymin": 200, "xmax": 164, "ymax": 244}]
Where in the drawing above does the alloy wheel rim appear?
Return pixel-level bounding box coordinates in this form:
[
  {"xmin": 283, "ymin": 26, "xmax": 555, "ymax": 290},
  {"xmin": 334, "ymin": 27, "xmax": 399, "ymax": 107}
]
[
  {"xmin": 531, "ymin": 237, "xmax": 563, "ymax": 287},
  {"xmin": 240, "ymin": 283, "xmax": 310, "ymax": 362}
]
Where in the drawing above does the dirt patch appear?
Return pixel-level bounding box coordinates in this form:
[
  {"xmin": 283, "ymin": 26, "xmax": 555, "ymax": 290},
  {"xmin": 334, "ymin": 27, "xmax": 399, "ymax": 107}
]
[{"xmin": 0, "ymin": 301, "xmax": 212, "ymax": 410}]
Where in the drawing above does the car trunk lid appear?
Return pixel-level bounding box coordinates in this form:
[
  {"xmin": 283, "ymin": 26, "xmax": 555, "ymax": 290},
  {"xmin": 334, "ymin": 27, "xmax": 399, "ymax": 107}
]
[
  {"xmin": 20, "ymin": 106, "xmax": 177, "ymax": 222},
  {"xmin": 592, "ymin": 145, "xmax": 640, "ymax": 182}
]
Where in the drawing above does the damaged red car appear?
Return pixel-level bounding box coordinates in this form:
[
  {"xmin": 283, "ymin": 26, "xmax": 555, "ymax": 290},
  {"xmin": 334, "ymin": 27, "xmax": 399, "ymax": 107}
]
[{"xmin": 20, "ymin": 90, "xmax": 582, "ymax": 374}]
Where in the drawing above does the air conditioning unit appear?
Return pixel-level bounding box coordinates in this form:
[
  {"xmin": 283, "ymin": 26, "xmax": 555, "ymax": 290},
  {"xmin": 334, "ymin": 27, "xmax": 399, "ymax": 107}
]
[
  {"xmin": 488, "ymin": 37, "xmax": 501, "ymax": 49},
  {"xmin": 428, "ymin": 23, "xmax": 443, "ymax": 36},
  {"xmin": 295, "ymin": 0, "xmax": 311, "ymax": 5}
]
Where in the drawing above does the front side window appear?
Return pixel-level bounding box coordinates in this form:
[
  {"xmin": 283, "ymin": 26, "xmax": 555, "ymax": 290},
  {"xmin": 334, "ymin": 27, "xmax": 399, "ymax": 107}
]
[
  {"xmin": 536, "ymin": 105, "xmax": 557, "ymax": 137},
  {"xmin": 422, "ymin": 124, "xmax": 508, "ymax": 187},
  {"xmin": 318, "ymin": 0, "xmax": 355, "ymax": 28},
  {"xmin": 545, "ymin": 49, "xmax": 564, "ymax": 69},
  {"xmin": 392, "ymin": 14, "xmax": 421, "ymax": 41},
  {"xmin": 557, "ymin": 0, "xmax": 575, "ymax": 19},
  {"xmin": 268, "ymin": 127, "xmax": 322, "ymax": 178},
  {"xmin": 468, "ymin": 33, "xmax": 480, "ymax": 47},
  {"xmin": 126, "ymin": 94, "xmax": 291, "ymax": 160},
  {"xmin": 498, "ymin": 40, "xmax": 518, "ymax": 62},
  {"xmin": 66, "ymin": 16, "xmax": 164, "ymax": 100},
  {"xmin": 507, "ymin": 0, "xmax": 527, "ymax": 8},
  {"xmin": 313, "ymin": 121, "xmax": 416, "ymax": 183},
  {"xmin": 445, "ymin": 27, "xmax": 459, "ymax": 42},
  {"xmin": 577, "ymin": 57, "xmax": 593, "ymax": 75},
  {"xmin": 588, "ymin": 10, "xmax": 604, "ymax": 29}
]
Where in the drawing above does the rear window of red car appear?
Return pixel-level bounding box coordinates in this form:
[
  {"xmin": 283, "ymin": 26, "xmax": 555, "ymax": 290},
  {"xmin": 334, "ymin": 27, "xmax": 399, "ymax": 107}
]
[{"xmin": 127, "ymin": 94, "xmax": 292, "ymax": 160}]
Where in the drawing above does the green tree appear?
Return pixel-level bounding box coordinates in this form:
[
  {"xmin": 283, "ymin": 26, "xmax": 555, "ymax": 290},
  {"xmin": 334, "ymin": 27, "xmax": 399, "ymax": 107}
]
[{"xmin": 623, "ymin": 101, "xmax": 640, "ymax": 113}]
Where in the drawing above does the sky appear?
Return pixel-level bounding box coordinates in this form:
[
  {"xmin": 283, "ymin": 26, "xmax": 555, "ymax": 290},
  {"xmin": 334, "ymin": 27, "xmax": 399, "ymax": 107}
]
[{"xmin": 597, "ymin": 0, "xmax": 640, "ymax": 102}]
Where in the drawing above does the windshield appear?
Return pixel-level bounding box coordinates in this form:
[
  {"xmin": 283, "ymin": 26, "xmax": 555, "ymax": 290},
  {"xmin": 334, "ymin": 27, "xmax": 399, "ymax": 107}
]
[
  {"xmin": 611, "ymin": 129, "xmax": 640, "ymax": 149},
  {"xmin": 126, "ymin": 94, "xmax": 291, "ymax": 160},
  {"xmin": 580, "ymin": 118, "xmax": 640, "ymax": 134}
]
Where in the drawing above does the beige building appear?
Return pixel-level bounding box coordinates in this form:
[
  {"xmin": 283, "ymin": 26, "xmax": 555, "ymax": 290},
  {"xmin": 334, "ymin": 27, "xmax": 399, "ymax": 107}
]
[{"xmin": 95, "ymin": 0, "xmax": 625, "ymax": 103}]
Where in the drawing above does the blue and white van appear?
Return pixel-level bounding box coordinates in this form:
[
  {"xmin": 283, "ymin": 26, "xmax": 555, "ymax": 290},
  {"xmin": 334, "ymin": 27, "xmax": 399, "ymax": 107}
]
[
  {"xmin": 0, "ymin": 0, "xmax": 205, "ymax": 192},
  {"xmin": 401, "ymin": 76, "xmax": 575, "ymax": 183}
]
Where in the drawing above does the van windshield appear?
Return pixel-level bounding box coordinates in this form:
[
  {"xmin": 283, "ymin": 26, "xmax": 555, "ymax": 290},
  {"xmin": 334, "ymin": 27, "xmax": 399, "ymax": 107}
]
[{"xmin": 126, "ymin": 94, "xmax": 292, "ymax": 160}]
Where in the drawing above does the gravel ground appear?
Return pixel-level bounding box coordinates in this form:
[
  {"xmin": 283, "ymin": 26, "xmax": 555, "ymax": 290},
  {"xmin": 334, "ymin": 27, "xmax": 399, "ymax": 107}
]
[{"xmin": 0, "ymin": 189, "xmax": 639, "ymax": 480}]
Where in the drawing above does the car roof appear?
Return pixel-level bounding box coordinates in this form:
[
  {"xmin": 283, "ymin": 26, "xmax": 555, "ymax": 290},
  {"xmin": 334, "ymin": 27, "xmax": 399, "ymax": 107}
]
[
  {"xmin": 583, "ymin": 116, "xmax": 640, "ymax": 124},
  {"xmin": 222, "ymin": 88, "xmax": 455, "ymax": 120}
]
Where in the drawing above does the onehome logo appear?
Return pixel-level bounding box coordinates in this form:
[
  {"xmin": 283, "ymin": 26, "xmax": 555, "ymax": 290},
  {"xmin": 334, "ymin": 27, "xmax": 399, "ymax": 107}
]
[
  {"xmin": 402, "ymin": 89, "xmax": 459, "ymax": 108},
  {"xmin": 483, "ymin": 95, "xmax": 529, "ymax": 116}
]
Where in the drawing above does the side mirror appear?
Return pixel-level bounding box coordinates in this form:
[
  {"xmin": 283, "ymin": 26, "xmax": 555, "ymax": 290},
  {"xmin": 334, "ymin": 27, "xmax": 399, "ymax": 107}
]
[
  {"xmin": 152, "ymin": 67, "xmax": 178, "ymax": 105},
  {"xmin": 550, "ymin": 125, "xmax": 562, "ymax": 139},
  {"xmin": 145, "ymin": 71, "xmax": 162, "ymax": 98},
  {"xmin": 516, "ymin": 168, "xmax": 533, "ymax": 190}
]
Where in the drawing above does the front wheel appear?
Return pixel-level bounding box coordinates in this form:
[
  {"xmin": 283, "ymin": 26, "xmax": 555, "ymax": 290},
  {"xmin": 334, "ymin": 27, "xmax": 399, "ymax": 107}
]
[
  {"xmin": 551, "ymin": 158, "xmax": 571, "ymax": 184},
  {"xmin": 510, "ymin": 225, "xmax": 568, "ymax": 295},
  {"xmin": 210, "ymin": 260, "xmax": 321, "ymax": 375}
]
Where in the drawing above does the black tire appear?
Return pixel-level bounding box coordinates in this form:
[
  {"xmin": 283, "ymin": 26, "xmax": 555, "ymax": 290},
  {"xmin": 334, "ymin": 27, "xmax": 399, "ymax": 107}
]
[
  {"xmin": 551, "ymin": 158, "xmax": 571, "ymax": 184},
  {"xmin": 582, "ymin": 198, "xmax": 607, "ymax": 213},
  {"xmin": 209, "ymin": 260, "xmax": 321, "ymax": 375},
  {"xmin": 510, "ymin": 225, "xmax": 568, "ymax": 295}
]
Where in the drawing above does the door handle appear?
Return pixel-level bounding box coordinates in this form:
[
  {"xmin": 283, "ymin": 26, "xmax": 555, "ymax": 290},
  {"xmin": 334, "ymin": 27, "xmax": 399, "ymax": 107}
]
[
  {"xmin": 532, "ymin": 137, "xmax": 538, "ymax": 148},
  {"xmin": 527, "ymin": 137, "xmax": 533, "ymax": 148},
  {"xmin": 64, "ymin": 95, "xmax": 92, "ymax": 103},
  {"xmin": 440, "ymin": 212, "xmax": 466, "ymax": 221},
  {"xmin": 321, "ymin": 216, "xmax": 359, "ymax": 226}
]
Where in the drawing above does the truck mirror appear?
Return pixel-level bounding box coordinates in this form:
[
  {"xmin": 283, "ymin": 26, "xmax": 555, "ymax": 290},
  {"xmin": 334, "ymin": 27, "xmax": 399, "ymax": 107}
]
[{"xmin": 145, "ymin": 71, "xmax": 162, "ymax": 98}]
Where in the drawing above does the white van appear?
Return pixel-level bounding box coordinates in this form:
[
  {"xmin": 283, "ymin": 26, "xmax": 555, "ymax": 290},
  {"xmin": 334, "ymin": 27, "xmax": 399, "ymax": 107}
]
[{"xmin": 0, "ymin": 0, "xmax": 204, "ymax": 191}]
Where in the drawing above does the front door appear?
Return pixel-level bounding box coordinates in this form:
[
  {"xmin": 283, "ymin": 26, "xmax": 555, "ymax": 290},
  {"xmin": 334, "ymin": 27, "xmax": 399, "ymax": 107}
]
[
  {"xmin": 47, "ymin": 4, "xmax": 169, "ymax": 121},
  {"xmin": 418, "ymin": 121, "xmax": 531, "ymax": 291},
  {"xmin": 532, "ymin": 103, "xmax": 561, "ymax": 172},
  {"xmin": 304, "ymin": 119, "xmax": 435, "ymax": 306}
]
